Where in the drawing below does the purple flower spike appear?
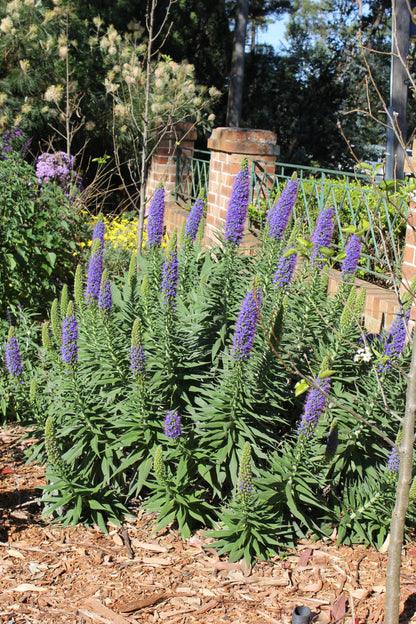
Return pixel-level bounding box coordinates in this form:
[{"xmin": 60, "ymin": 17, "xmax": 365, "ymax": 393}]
[
  {"xmin": 266, "ymin": 179, "xmax": 298, "ymax": 240},
  {"xmin": 147, "ymin": 186, "xmax": 165, "ymax": 248},
  {"xmin": 341, "ymin": 234, "xmax": 362, "ymax": 281},
  {"xmin": 164, "ymin": 410, "xmax": 182, "ymax": 439},
  {"xmin": 61, "ymin": 310, "xmax": 78, "ymax": 368},
  {"xmin": 310, "ymin": 206, "xmax": 335, "ymax": 268},
  {"xmin": 297, "ymin": 377, "xmax": 330, "ymax": 439},
  {"xmin": 85, "ymin": 239, "xmax": 104, "ymax": 304},
  {"xmin": 224, "ymin": 158, "xmax": 250, "ymax": 247},
  {"xmin": 387, "ymin": 446, "xmax": 400, "ymax": 473},
  {"xmin": 92, "ymin": 218, "xmax": 105, "ymax": 248},
  {"xmin": 161, "ymin": 249, "xmax": 179, "ymax": 309},
  {"xmin": 5, "ymin": 329, "xmax": 23, "ymax": 377},
  {"xmin": 231, "ymin": 286, "xmax": 262, "ymax": 361},
  {"xmin": 379, "ymin": 308, "xmax": 410, "ymax": 372},
  {"xmin": 98, "ymin": 276, "xmax": 112, "ymax": 319},
  {"xmin": 185, "ymin": 197, "xmax": 205, "ymax": 243},
  {"xmin": 273, "ymin": 247, "xmax": 298, "ymax": 289}
]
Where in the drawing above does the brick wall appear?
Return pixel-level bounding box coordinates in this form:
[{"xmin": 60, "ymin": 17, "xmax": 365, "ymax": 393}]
[
  {"xmin": 204, "ymin": 127, "xmax": 279, "ymax": 248},
  {"xmin": 146, "ymin": 125, "xmax": 413, "ymax": 332},
  {"xmin": 145, "ymin": 123, "xmax": 197, "ymax": 228}
]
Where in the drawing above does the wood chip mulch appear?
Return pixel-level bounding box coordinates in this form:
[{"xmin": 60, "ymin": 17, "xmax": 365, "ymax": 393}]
[{"xmin": 1, "ymin": 424, "xmax": 416, "ymax": 624}]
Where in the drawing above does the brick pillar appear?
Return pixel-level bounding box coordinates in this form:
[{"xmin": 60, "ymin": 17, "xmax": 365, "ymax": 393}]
[
  {"xmin": 205, "ymin": 127, "xmax": 279, "ymax": 247},
  {"xmin": 401, "ymin": 199, "xmax": 416, "ymax": 320},
  {"xmin": 145, "ymin": 123, "xmax": 197, "ymax": 218}
]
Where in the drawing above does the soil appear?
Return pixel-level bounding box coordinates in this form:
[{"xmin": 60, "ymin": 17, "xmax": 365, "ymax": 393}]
[{"xmin": 1, "ymin": 425, "xmax": 416, "ymax": 624}]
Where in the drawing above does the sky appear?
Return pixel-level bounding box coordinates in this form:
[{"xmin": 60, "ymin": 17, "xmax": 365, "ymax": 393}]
[{"xmin": 256, "ymin": 16, "xmax": 290, "ymax": 51}]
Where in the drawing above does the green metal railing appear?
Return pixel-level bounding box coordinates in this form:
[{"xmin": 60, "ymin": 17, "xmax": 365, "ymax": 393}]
[
  {"xmin": 250, "ymin": 160, "xmax": 408, "ymax": 284},
  {"xmin": 174, "ymin": 148, "xmax": 210, "ymax": 205},
  {"xmin": 174, "ymin": 150, "xmax": 408, "ymax": 283}
]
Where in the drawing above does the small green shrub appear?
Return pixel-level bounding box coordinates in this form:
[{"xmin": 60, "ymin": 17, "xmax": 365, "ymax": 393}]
[{"xmin": 0, "ymin": 133, "xmax": 88, "ymax": 328}]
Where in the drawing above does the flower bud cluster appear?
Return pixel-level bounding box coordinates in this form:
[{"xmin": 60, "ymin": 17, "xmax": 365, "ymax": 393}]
[{"xmin": 236, "ymin": 442, "xmax": 252, "ymax": 506}]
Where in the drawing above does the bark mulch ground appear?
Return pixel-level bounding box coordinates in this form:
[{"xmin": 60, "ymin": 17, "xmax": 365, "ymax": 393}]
[{"xmin": 2, "ymin": 424, "xmax": 416, "ymax": 624}]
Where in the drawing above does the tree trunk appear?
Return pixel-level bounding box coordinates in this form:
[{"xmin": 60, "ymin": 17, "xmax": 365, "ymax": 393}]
[
  {"xmin": 385, "ymin": 325, "xmax": 416, "ymax": 622},
  {"xmin": 226, "ymin": 0, "xmax": 249, "ymax": 127}
]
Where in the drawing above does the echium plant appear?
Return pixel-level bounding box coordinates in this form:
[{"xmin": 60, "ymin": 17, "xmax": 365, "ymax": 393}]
[
  {"xmin": 5, "ymin": 326, "xmax": 23, "ymax": 378},
  {"xmin": 61, "ymin": 301, "xmax": 78, "ymax": 370},
  {"xmin": 231, "ymin": 280, "xmax": 262, "ymax": 362},
  {"xmin": 224, "ymin": 157, "xmax": 250, "ymax": 247},
  {"xmin": 310, "ymin": 206, "xmax": 335, "ymax": 267},
  {"xmin": 85, "ymin": 238, "xmax": 104, "ymax": 305},
  {"xmin": 236, "ymin": 441, "xmax": 253, "ymax": 506},
  {"xmin": 164, "ymin": 410, "xmax": 182, "ymax": 439},
  {"xmin": 266, "ymin": 178, "xmax": 298, "ymax": 241},
  {"xmin": 44, "ymin": 415, "xmax": 62, "ymax": 471},
  {"xmin": 379, "ymin": 308, "xmax": 410, "ymax": 372},
  {"xmin": 341, "ymin": 234, "xmax": 363, "ymax": 282},
  {"xmin": 161, "ymin": 228, "xmax": 179, "ymax": 310},
  {"xmin": 98, "ymin": 269, "xmax": 112, "ymax": 319},
  {"xmin": 184, "ymin": 195, "xmax": 205, "ymax": 244},
  {"xmin": 206, "ymin": 442, "xmax": 283, "ymax": 565},
  {"xmin": 147, "ymin": 185, "xmax": 165, "ymax": 249},
  {"xmin": 130, "ymin": 318, "xmax": 145, "ymax": 378},
  {"xmin": 325, "ymin": 418, "xmax": 339, "ymax": 460},
  {"xmin": 297, "ymin": 375, "xmax": 331, "ymax": 439},
  {"xmin": 273, "ymin": 247, "xmax": 298, "ymax": 290}
]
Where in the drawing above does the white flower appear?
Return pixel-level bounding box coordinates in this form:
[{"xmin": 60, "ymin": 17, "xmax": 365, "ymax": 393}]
[
  {"xmin": 0, "ymin": 17, "xmax": 13, "ymax": 33},
  {"xmin": 44, "ymin": 85, "xmax": 63, "ymax": 103}
]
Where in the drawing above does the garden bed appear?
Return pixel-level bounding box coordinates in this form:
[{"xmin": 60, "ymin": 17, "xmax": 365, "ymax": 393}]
[{"xmin": 1, "ymin": 425, "xmax": 416, "ymax": 624}]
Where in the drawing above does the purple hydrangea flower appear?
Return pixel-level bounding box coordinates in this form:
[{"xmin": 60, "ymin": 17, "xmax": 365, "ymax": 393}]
[
  {"xmin": 35, "ymin": 151, "xmax": 83, "ymax": 197},
  {"xmin": 130, "ymin": 318, "xmax": 145, "ymax": 376},
  {"xmin": 85, "ymin": 239, "xmax": 104, "ymax": 304},
  {"xmin": 266, "ymin": 179, "xmax": 298, "ymax": 240},
  {"xmin": 164, "ymin": 410, "xmax": 182, "ymax": 439},
  {"xmin": 297, "ymin": 377, "xmax": 330, "ymax": 438},
  {"xmin": 341, "ymin": 234, "xmax": 362, "ymax": 281},
  {"xmin": 5, "ymin": 330, "xmax": 23, "ymax": 377},
  {"xmin": 147, "ymin": 186, "xmax": 165, "ymax": 248},
  {"xmin": 61, "ymin": 313, "xmax": 78, "ymax": 367},
  {"xmin": 273, "ymin": 247, "xmax": 298, "ymax": 289},
  {"xmin": 185, "ymin": 197, "xmax": 205, "ymax": 243},
  {"xmin": 379, "ymin": 308, "xmax": 410, "ymax": 372},
  {"xmin": 161, "ymin": 249, "xmax": 179, "ymax": 309},
  {"xmin": 224, "ymin": 159, "xmax": 250, "ymax": 247},
  {"xmin": 98, "ymin": 277, "xmax": 112, "ymax": 318},
  {"xmin": 231, "ymin": 287, "xmax": 262, "ymax": 361},
  {"xmin": 310, "ymin": 206, "xmax": 335, "ymax": 268},
  {"xmin": 387, "ymin": 446, "xmax": 400, "ymax": 473}
]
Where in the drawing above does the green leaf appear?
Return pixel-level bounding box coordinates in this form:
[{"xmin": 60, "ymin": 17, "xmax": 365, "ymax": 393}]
[{"xmin": 295, "ymin": 379, "xmax": 309, "ymax": 396}]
